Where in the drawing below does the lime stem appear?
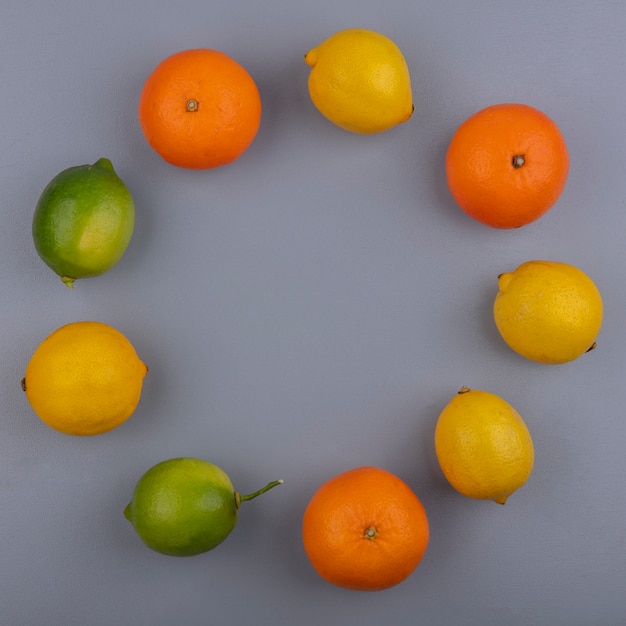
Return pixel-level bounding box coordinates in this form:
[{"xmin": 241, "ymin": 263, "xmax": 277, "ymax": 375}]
[
  {"xmin": 61, "ymin": 276, "xmax": 75, "ymax": 288},
  {"xmin": 236, "ymin": 479, "xmax": 284, "ymax": 507}
]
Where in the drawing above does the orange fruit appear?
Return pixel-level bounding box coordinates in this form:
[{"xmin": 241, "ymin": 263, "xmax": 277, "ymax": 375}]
[
  {"xmin": 302, "ymin": 466, "xmax": 429, "ymax": 591},
  {"xmin": 138, "ymin": 48, "xmax": 262, "ymax": 169},
  {"xmin": 445, "ymin": 103, "xmax": 569, "ymax": 228}
]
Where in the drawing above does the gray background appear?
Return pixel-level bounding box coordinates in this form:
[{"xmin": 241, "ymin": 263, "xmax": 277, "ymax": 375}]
[{"xmin": 1, "ymin": 1, "xmax": 625, "ymax": 624}]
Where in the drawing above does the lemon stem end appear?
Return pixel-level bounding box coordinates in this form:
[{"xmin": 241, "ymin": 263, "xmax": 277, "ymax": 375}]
[
  {"xmin": 497, "ymin": 272, "xmax": 514, "ymax": 291},
  {"xmin": 304, "ymin": 50, "xmax": 317, "ymax": 67}
]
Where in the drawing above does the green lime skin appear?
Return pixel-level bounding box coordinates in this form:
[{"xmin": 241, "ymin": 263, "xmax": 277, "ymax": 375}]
[
  {"xmin": 123, "ymin": 457, "xmax": 282, "ymax": 557},
  {"xmin": 32, "ymin": 158, "xmax": 135, "ymax": 288}
]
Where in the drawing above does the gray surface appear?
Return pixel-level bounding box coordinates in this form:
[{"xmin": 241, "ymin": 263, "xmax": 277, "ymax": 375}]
[{"xmin": 2, "ymin": 1, "xmax": 625, "ymax": 624}]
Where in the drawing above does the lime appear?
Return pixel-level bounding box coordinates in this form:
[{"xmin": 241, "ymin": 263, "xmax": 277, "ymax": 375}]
[
  {"xmin": 32, "ymin": 158, "xmax": 135, "ymax": 288},
  {"xmin": 124, "ymin": 458, "xmax": 283, "ymax": 557}
]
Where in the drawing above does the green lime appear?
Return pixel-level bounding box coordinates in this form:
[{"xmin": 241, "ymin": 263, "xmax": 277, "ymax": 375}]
[
  {"xmin": 32, "ymin": 157, "xmax": 135, "ymax": 288},
  {"xmin": 123, "ymin": 457, "xmax": 283, "ymax": 557}
]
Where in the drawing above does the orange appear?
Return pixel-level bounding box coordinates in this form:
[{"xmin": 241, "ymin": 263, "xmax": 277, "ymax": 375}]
[
  {"xmin": 445, "ymin": 103, "xmax": 569, "ymax": 228},
  {"xmin": 138, "ymin": 48, "xmax": 262, "ymax": 169},
  {"xmin": 302, "ymin": 466, "xmax": 429, "ymax": 591}
]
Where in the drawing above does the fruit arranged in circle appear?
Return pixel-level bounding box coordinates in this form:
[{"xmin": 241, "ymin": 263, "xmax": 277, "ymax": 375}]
[
  {"xmin": 138, "ymin": 48, "xmax": 262, "ymax": 169},
  {"xmin": 494, "ymin": 260, "xmax": 603, "ymax": 364},
  {"xmin": 124, "ymin": 457, "xmax": 283, "ymax": 556},
  {"xmin": 445, "ymin": 103, "xmax": 569, "ymax": 228},
  {"xmin": 32, "ymin": 158, "xmax": 135, "ymax": 288},
  {"xmin": 22, "ymin": 321, "xmax": 147, "ymax": 435},
  {"xmin": 305, "ymin": 29, "xmax": 413, "ymax": 134},
  {"xmin": 302, "ymin": 466, "xmax": 429, "ymax": 591},
  {"xmin": 435, "ymin": 387, "xmax": 534, "ymax": 504}
]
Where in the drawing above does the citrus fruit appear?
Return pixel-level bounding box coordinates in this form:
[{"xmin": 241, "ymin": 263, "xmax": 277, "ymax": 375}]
[
  {"xmin": 124, "ymin": 457, "xmax": 283, "ymax": 556},
  {"xmin": 138, "ymin": 48, "xmax": 262, "ymax": 169},
  {"xmin": 302, "ymin": 466, "xmax": 429, "ymax": 591},
  {"xmin": 493, "ymin": 260, "xmax": 603, "ymax": 364},
  {"xmin": 32, "ymin": 158, "xmax": 135, "ymax": 288},
  {"xmin": 435, "ymin": 387, "xmax": 534, "ymax": 504},
  {"xmin": 304, "ymin": 29, "xmax": 413, "ymax": 134},
  {"xmin": 445, "ymin": 103, "xmax": 569, "ymax": 228},
  {"xmin": 22, "ymin": 321, "xmax": 147, "ymax": 436}
]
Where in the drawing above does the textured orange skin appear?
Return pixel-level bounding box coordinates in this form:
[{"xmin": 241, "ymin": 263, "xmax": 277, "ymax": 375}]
[
  {"xmin": 445, "ymin": 103, "xmax": 569, "ymax": 228},
  {"xmin": 302, "ymin": 466, "xmax": 429, "ymax": 591},
  {"xmin": 138, "ymin": 49, "xmax": 262, "ymax": 169}
]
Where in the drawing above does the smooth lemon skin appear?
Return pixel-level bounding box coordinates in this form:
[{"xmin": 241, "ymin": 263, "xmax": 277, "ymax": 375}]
[
  {"xmin": 124, "ymin": 458, "xmax": 237, "ymax": 557},
  {"xmin": 493, "ymin": 260, "xmax": 603, "ymax": 364},
  {"xmin": 305, "ymin": 29, "xmax": 413, "ymax": 134},
  {"xmin": 435, "ymin": 388, "xmax": 534, "ymax": 504},
  {"xmin": 23, "ymin": 321, "xmax": 147, "ymax": 436},
  {"xmin": 32, "ymin": 158, "xmax": 135, "ymax": 288}
]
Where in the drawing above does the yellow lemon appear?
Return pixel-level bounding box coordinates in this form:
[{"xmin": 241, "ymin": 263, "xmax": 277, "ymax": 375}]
[
  {"xmin": 493, "ymin": 260, "xmax": 603, "ymax": 364},
  {"xmin": 22, "ymin": 321, "xmax": 148, "ymax": 436},
  {"xmin": 435, "ymin": 387, "xmax": 534, "ymax": 504},
  {"xmin": 304, "ymin": 28, "xmax": 413, "ymax": 134}
]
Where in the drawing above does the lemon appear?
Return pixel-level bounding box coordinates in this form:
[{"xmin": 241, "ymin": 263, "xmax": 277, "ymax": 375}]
[
  {"xmin": 124, "ymin": 458, "xmax": 283, "ymax": 556},
  {"xmin": 32, "ymin": 158, "xmax": 135, "ymax": 288},
  {"xmin": 22, "ymin": 321, "xmax": 148, "ymax": 436},
  {"xmin": 493, "ymin": 260, "xmax": 603, "ymax": 364},
  {"xmin": 304, "ymin": 28, "xmax": 413, "ymax": 134},
  {"xmin": 435, "ymin": 387, "xmax": 534, "ymax": 504}
]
